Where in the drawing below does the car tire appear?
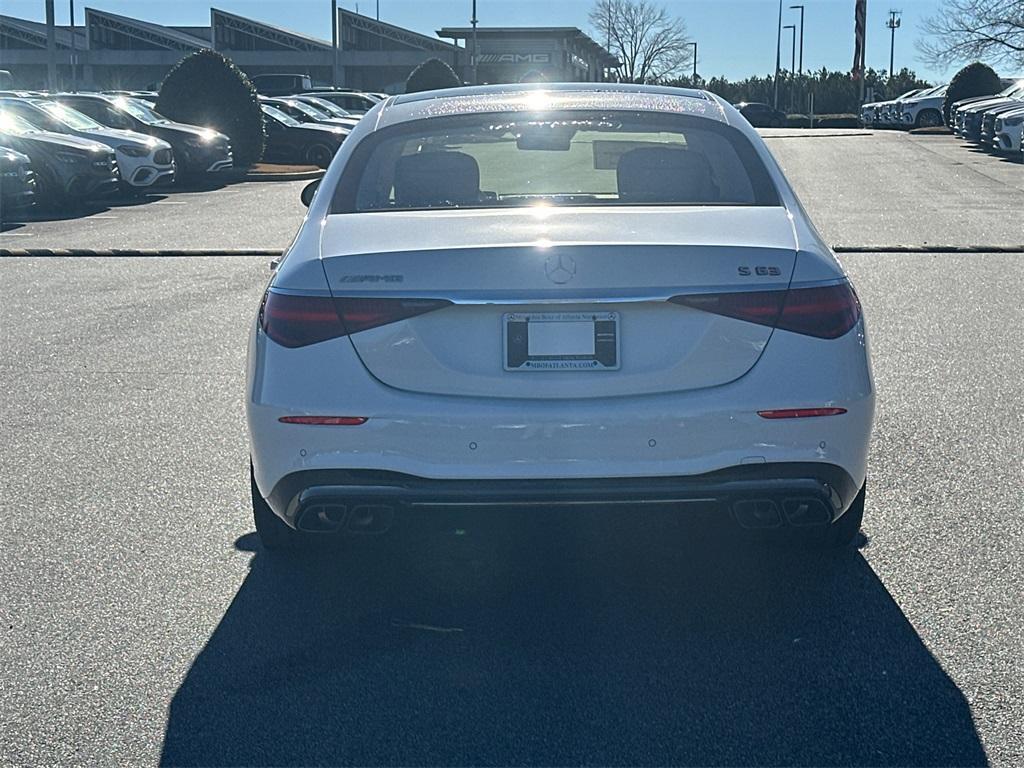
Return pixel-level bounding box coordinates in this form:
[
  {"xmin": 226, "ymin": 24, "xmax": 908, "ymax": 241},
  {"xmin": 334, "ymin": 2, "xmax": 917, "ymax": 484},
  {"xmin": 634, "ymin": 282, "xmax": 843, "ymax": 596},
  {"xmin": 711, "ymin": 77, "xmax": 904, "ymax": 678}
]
[
  {"xmin": 305, "ymin": 143, "xmax": 335, "ymax": 169},
  {"xmin": 915, "ymin": 109, "xmax": 943, "ymax": 129},
  {"xmin": 829, "ymin": 482, "xmax": 866, "ymax": 547},
  {"xmin": 251, "ymin": 462, "xmax": 300, "ymax": 551},
  {"xmin": 771, "ymin": 117, "xmax": 784, "ymax": 128}
]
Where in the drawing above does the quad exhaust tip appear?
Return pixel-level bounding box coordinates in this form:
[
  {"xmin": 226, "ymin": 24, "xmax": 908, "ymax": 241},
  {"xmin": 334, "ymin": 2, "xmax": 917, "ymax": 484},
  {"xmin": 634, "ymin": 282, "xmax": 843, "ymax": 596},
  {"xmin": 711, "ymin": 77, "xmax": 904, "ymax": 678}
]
[
  {"xmin": 296, "ymin": 503, "xmax": 395, "ymax": 534},
  {"xmin": 732, "ymin": 497, "xmax": 832, "ymax": 529},
  {"xmin": 732, "ymin": 499, "xmax": 782, "ymax": 529}
]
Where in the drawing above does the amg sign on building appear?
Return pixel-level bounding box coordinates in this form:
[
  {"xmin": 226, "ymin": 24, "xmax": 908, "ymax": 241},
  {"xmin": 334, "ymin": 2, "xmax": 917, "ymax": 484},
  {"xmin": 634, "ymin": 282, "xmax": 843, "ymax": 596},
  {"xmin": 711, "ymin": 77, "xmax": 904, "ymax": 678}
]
[{"xmin": 438, "ymin": 27, "xmax": 616, "ymax": 83}]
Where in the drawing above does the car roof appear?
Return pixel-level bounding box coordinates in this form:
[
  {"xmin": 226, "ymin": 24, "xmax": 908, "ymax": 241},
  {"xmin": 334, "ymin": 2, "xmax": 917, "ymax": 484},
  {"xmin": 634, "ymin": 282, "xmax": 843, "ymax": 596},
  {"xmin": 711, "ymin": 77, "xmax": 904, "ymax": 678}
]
[{"xmin": 375, "ymin": 82, "xmax": 722, "ymax": 129}]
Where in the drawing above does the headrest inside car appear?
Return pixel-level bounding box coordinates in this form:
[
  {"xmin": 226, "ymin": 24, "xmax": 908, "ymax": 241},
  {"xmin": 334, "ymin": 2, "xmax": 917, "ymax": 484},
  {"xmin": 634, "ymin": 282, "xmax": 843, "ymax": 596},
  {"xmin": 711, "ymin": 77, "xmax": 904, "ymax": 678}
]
[
  {"xmin": 394, "ymin": 151, "xmax": 481, "ymax": 208},
  {"xmin": 616, "ymin": 147, "xmax": 720, "ymax": 204}
]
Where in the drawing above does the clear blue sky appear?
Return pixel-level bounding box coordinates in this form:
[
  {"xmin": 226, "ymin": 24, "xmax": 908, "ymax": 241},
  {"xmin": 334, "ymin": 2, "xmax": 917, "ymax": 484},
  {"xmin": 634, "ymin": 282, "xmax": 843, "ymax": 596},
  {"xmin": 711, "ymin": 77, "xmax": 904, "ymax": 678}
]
[{"xmin": 2, "ymin": 0, "xmax": 981, "ymax": 84}]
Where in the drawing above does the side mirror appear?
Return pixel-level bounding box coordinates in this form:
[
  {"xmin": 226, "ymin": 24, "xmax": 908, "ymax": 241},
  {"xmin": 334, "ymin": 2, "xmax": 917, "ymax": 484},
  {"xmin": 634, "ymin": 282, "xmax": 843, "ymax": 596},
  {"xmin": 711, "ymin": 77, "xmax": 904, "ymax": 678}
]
[{"xmin": 300, "ymin": 179, "xmax": 321, "ymax": 207}]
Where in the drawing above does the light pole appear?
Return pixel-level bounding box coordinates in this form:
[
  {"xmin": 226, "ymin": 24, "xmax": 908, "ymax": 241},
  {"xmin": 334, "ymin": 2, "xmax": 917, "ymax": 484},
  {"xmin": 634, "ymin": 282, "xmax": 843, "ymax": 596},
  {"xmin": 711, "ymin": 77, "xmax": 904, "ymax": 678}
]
[
  {"xmin": 886, "ymin": 9, "xmax": 901, "ymax": 78},
  {"xmin": 689, "ymin": 41, "xmax": 697, "ymax": 82},
  {"xmin": 784, "ymin": 24, "xmax": 796, "ymax": 111},
  {"xmin": 471, "ymin": 0, "xmax": 478, "ymax": 85},
  {"xmin": 784, "ymin": 24, "xmax": 796, "ymax": 74},
  {"xmin": 331, "ymin": 0, "xmax": 339, "ymax": 87},
  {"xmin": 773, "ymin": 0, "xmax": 783, "ymax": 109},
  {"xmin": 69, "ymin": 0, "xmax": 77, "ymax": 92},
  {"xmin": 789, "ymin": 4, "xmax": 804, "ymax": 74},
  {"xmin": 45, "ymin": 0, "xmax": 57, "ymax": 92}
]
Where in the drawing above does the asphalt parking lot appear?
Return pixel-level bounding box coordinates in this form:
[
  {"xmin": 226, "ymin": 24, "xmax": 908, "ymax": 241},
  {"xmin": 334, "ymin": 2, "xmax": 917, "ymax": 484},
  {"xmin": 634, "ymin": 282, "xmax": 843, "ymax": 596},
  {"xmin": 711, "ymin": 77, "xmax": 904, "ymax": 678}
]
[{"xmin": 1, "ymin": 129, "xmax": 1022, "ymax": 766}]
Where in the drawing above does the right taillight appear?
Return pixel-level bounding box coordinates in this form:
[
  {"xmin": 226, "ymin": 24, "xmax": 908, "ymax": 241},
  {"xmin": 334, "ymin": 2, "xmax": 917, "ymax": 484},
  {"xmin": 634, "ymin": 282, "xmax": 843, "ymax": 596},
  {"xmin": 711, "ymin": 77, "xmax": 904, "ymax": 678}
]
[
  {"xmin": 670, "ymin": 282, "xmax": 861, "ymax": 339},
  {"xmin": 774, "ymin": 283, "xmax": 861, "ymax": 339},
  {"xmin": 259, "ymin": 291, "xmax": 451, "ymax": 348}
]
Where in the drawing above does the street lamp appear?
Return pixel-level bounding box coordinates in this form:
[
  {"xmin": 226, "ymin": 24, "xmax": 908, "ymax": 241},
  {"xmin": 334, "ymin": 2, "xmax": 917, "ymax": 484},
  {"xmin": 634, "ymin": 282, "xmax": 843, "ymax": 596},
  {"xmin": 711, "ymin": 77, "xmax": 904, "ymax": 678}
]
[
  {"xmin": 773, "ymin": 0, "xmax": 783, "ymax": 109},
  {"xmin": 69, "ymin": 0, "xmax": 78, "ymax": 92},
  {"xmin": 471, "ymin": 0, "xmax": 478, "ymax": 85},
  {"xmin": 783, "ymin": 24, "xmax": 796, "ymax": 112},
  {"xmin": 789, "ymin": 4, "xmax": 804, "ymax": 74},
  {"xmin": 783, "ymin": 24, "xmax": 796, "ymax": 74}
]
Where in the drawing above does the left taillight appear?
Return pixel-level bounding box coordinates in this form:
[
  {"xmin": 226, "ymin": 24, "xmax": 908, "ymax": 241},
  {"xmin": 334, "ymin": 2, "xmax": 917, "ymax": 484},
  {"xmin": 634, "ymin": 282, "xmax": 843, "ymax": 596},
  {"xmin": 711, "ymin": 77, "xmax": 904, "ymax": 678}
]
[
  {"xmin": 260, "ymin": 292, "xmax": 345, "ymax": 348},
  {"xmin": 259, "ymin": 292, "xmax": 452, "ymax": 348}
]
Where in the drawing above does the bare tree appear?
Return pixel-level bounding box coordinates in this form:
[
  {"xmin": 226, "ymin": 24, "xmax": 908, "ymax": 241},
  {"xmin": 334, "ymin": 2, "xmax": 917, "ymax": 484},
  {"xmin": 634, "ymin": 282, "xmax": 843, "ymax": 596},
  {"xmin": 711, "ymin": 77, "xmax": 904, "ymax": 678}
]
[
  {"xmin": 918, "ymin": 0, "xmax": 1024, "ymax": 68},
  {"xmin": 590, "ymin": 0, "xmax": 692, "ymax": 83}
]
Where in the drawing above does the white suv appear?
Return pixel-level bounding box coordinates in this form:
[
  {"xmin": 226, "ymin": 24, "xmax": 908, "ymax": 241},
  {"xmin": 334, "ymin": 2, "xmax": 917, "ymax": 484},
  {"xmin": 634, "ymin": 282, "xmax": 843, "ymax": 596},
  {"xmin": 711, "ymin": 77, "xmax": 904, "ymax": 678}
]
[{"xmin": 900, "ymin": 85, "xmax": 948, "ymax": 129}]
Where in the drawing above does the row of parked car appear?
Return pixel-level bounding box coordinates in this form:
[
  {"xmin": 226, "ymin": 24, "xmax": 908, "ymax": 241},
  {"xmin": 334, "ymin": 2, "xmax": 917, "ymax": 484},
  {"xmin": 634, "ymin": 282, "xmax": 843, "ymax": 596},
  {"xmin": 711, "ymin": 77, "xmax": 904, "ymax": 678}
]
[
  {"xmin": 860, "ymin": 84, "xmax": 949, "ymax": 129},
  {"xmin": 0, "ymin": 85, "xmax": 382, "ymax": 213},
  {"xmin": 860, "ymin": 78, "xmax": 1024, "ymax": 158}
]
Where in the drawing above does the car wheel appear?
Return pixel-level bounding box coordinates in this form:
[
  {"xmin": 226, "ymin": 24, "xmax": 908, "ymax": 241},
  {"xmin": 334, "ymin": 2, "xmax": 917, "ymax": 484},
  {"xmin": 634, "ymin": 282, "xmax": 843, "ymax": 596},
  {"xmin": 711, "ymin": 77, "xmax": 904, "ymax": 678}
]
[
  {"xmin": 771, "ymin": 117, "xmax": 784, "ymax": 128},
  {"xmin": 829, "ymin": 482, "xmax": 866, "ymax": 547},
  {"xmin": 251, "ymin": 462, "xmax": 300, "ymax": 551},
  {"xmin": 305, "ymin": 143, "xmax": 335, "ymax": 169},
  {"xmin": 915, "ymin": 109, "xmax": 943, "ymax": 129}
]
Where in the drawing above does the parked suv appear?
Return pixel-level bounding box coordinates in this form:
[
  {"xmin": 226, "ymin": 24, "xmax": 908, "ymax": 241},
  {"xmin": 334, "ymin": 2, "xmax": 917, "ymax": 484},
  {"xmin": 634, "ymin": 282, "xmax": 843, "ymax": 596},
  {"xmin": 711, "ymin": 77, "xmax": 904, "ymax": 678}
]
[
  {"xmin": 733, "ymin": 102, "xmax": 787, "ymax": 128},
  {"xmin": 56, "ymin": 94, "xmax": 232, "ymax": 180},
  {"xmin": 261, "ymin": 104, "xmax": 348, "ymax": 168},
  {"xmin": 260, "ymin": 97, "xmax": 355, "ymax": 129},
  {"xmin": 898, "ymin": 85, "xmax": 947, "ymax": 128},
  {"xmin": 0, "ymin": 97, "xmax": 174, "ymax": 191},
  {"xmin": 957, "ymin": 87, "xmax": 1024, "ymax": 142},
  {"xmin": 0, "ymin": 110, "xmax": 119, "ymax": 207},
  {"xmin": 949, "ymin": 78, "xmax": 1024, "ymax": 131},
  {"xmin": 992, "ymin": 107, "xmax": 1024, "ymax": 154},
  {"xmin": 300, "ymin": 90, "xmax": 380, "ymax": 115},
  {"xmin": 253, "ymin": 74, "xmax": 313, "ymax": 97}
]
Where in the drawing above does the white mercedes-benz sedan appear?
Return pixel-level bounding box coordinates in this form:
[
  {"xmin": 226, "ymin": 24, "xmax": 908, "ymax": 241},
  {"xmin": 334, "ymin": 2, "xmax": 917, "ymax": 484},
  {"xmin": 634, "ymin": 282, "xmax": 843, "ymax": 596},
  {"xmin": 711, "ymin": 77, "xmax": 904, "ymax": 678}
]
[{"xmin": 246, "ymin": 83, "xmax": 874, "ymax": 550}]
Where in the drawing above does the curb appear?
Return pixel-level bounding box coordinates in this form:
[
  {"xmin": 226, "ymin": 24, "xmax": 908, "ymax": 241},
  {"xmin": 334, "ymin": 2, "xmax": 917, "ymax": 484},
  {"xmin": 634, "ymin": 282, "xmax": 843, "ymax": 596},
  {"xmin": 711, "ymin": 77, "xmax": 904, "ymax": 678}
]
[
  {"xmin": 833, "ymin": 245, "xmax": 1024, "ymax": 254},
  {"xmin": 0, "ymin": 248, "xmax": 282, "ymax": 257},
  {"xmin": 243, "ymin": 169, "xmax": 324, "ymax": 182}
]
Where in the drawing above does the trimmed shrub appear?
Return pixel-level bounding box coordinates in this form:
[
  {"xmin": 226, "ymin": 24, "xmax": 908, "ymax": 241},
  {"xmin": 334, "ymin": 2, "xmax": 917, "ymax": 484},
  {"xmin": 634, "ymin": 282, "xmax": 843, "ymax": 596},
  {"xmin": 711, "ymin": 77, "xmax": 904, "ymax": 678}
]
[
  {"xmin": 942, "ymin": 62, "xmax": 1001, "ymax": 127},
  {"xmin": 156, "ymin": 49, "xmax": 265, "ymax": 169},
  {"xmin": 405, "ymin": 58, "xmax": 462, "ymax": 94}
]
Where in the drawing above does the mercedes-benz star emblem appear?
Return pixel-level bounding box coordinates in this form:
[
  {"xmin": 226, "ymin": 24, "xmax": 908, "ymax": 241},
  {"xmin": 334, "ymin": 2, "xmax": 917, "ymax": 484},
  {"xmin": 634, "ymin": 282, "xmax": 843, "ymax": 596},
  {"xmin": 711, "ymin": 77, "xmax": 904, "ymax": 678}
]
[{"xmin": 544, "ymin": 253, "xmax": 576, "ymax": 284}]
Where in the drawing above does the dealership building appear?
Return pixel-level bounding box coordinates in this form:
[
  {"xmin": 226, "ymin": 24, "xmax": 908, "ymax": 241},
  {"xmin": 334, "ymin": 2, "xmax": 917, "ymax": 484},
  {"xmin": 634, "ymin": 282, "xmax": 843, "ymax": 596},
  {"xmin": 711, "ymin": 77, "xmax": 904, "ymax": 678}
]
[{"xmin": 0, "ymin": 7, "xmax": 614, "ymax": 92}]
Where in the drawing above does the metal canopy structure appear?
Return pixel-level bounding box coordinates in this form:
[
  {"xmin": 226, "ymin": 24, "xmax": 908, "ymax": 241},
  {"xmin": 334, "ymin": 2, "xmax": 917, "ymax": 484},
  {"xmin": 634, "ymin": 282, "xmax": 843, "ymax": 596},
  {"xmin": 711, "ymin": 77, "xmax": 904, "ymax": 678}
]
[
  {"xmin": 85, "ymin": 8, "xmax": 208, "ymax": 51},
  {"xmin": 340, "ymin": 9, "xmax": 456, "ymax": 53},
  {"xmin": 211, "ymin": 8, "xmax": 331, "ymax": 53},
  {"xmin": 0, "ymin": 14, "xmax": 86, "ymax": 50}
]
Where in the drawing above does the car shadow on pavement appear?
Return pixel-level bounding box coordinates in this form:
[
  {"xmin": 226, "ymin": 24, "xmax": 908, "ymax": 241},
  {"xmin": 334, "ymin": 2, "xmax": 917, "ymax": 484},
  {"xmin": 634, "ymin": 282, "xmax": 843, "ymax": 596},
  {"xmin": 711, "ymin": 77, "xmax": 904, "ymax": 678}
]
[{"xmin": 160, "ymin": 509, "xmax": 986, "ymax": 767}]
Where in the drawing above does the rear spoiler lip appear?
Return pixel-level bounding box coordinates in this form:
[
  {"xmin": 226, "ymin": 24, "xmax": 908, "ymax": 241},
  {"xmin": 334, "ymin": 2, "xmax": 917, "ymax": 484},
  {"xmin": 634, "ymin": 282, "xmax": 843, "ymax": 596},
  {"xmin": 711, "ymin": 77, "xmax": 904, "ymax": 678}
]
[{"xmin": 265, "ymin": 277, "xmax": 849, "ymax": 303}]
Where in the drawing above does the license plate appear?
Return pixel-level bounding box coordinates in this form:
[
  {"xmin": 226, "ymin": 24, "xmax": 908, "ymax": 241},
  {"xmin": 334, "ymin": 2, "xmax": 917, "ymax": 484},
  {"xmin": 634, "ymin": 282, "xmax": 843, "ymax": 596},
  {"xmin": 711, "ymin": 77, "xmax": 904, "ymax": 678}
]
[{"xmin": 503, "ymin": 312, "xmax": 619, "ymax": 371}]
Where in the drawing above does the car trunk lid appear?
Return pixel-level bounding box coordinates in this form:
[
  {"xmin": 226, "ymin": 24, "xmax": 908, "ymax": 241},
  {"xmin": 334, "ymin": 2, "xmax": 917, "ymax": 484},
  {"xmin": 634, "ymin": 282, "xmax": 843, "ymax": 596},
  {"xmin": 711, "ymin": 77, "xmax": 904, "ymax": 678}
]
[{"xmin": 320, "ymin": 206, "xmax": 798, "ymax": 399}]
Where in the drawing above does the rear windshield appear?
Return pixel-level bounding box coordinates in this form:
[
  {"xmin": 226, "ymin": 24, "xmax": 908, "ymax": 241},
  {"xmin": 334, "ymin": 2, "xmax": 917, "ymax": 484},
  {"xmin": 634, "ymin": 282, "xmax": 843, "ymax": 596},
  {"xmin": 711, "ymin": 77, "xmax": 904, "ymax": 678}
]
[{"xmin": 335, "ymin": 110, "xmax": 779, "ymax": 213}]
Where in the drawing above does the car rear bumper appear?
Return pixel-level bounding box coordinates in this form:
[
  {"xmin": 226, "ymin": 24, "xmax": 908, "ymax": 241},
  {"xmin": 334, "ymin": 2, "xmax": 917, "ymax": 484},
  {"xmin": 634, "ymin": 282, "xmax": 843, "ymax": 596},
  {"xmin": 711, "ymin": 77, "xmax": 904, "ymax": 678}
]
[{"xmin": 264, "ymin": 462, "xmax": 861, "ymax": 533}]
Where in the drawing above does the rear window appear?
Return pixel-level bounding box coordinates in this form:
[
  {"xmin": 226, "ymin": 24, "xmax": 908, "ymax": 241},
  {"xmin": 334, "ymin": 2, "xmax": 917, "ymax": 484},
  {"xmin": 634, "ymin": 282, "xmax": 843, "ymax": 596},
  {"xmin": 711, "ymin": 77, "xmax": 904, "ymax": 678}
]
[{"xmin": 335, "ymin": 110, "xmax": 779, "ymax": 213}]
